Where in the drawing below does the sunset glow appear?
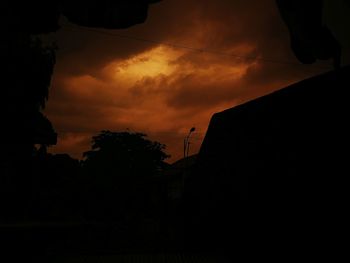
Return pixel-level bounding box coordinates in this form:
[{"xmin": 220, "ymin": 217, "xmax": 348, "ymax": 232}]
[
  {"xmin": 45, "ymin": 0, "xmax": 330, "ymax": 162},
  {"xmin": 114, "ymin": 46, "xmax": 181, "ymax": 79}
]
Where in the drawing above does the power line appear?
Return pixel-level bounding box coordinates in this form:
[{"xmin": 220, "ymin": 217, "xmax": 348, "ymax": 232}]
[{"xmin": 61, "ymin": 24, "xmax": 331, "ymax": 70}]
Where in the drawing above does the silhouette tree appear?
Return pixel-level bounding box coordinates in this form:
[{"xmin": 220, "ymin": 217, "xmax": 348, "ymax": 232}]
[
  {"xmin": 1, "ymin": 34, "xmax": 58, "ymax": 219},
  {"xmin": 80, "ymin": 130, "xmax": 169, "ymax": 223},
  {"xmin": 82, "ymin": 130, "xmax": 170, "ymax": 178}
]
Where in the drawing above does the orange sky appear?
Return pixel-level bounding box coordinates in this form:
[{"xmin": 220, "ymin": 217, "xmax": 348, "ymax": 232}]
[{"xmin": 44, "ymin": 0, "xmax": 332, "ymax": 163}]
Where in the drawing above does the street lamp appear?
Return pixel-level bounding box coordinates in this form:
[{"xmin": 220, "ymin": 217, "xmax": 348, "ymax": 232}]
[{"xmin": 184, "ymin": 127, "xmax": 196, "ymax": 158}]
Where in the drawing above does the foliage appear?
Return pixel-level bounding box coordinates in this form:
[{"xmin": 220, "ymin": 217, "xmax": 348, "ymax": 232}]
[
  {"xmin": 79, "ymin": 130, "xmax": 170, "ymax": 222},
  {"xmin": 82, "ymin": 130, "xmax": 170, "ymax": 178}
]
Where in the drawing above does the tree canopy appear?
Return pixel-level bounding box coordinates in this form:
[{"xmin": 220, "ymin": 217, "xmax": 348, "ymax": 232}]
[{"xmin": 82, "ymin": 130, "xmax": 170, "ymax": 178}]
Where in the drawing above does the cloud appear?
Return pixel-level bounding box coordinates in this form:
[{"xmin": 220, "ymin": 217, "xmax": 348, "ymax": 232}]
[{"xmin": 45, "ymin": 0, "xmax": 334, "ymax": 162}]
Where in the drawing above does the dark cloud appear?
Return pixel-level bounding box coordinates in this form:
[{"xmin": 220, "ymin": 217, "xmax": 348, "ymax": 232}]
[{"xmin": 45, "ymin": 0, "xmax": 339, "ymax": 161}]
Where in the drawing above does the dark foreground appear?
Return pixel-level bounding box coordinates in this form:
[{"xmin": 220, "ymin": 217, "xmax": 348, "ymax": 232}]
[{"xmin": 2, "ymin": 67, "xmax": 349, "ymax": 261}]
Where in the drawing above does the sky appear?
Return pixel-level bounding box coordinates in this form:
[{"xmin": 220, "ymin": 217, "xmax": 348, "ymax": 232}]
[{"xmin": 44, "ymin": 0, "xmax": 337, "ymax": 163}]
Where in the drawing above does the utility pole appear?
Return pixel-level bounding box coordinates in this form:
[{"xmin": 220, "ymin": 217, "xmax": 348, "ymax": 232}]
[
  {"xmin": 182, "ymin": 127, "xmax": 196, "ymax": 194},
  {"xmin": 184, "ymin": 127, "xmax": 196, "ymax": 159}
]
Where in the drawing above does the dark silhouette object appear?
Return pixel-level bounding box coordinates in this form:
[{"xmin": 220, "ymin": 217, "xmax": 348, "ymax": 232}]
[
  {"xmin": 62, "ymin": 0, "xmax": 162, "ymax": 29},
  {"xmin": 2, "ymin": 1, "xmax": 161, "ymax": 34},
  {"xmin": 2, "ymin": 37, "xmax": 57, "ymax": 149},
  {"xmin": 276, "ymin": 0, "xmax": 343, "ymax": 68},
  {"xmin": 82, "ymin": 130, "xmax": 169, "ymax": 177},
  {"xmin": 185, "ymin": 66, "xmax": 349, "ymax": 259},
  {"xmin": 32, "ymin": 112, "xmax": 57, "ymax": 146},
  {"xmin": 184, "ymin": 127, "xmax": 196, "ymax": 158},
  {"xmin": 81, "ymin": 131, "xmax": 169, "ymax": 224},
  {"xmin": 66, "ymin": 131, "xmax": 171, "ymax": 254},
  {"xmin": 0, "ymin": 36, "xmax": 58, "ymax": 219}
]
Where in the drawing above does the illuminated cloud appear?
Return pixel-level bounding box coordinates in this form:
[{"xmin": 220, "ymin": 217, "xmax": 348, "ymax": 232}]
[{"xmin": 45, "ymin": 0, "xmax": 331, "ymax": 162}]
